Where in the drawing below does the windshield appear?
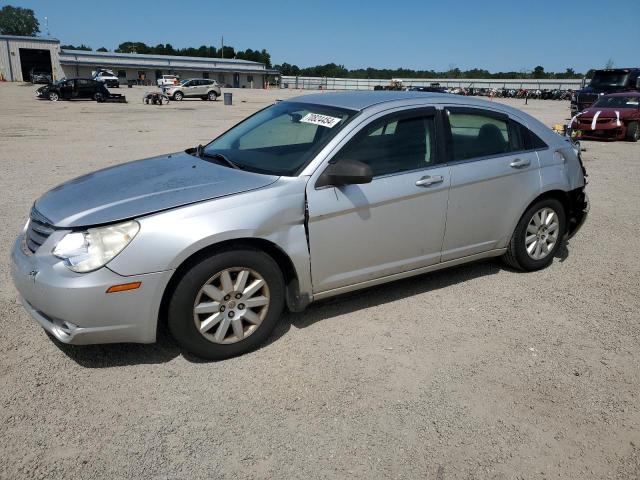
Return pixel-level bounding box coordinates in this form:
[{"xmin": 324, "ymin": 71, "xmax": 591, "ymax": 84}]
[
  {"xmin": 203, "ymin": 101, "xmax": 357, "ymax": 176},
  {"xmin": 589, "ymin": 71, "xmax": 629, "ymax": 88},
  {"xmin": 592, "ymin": 96, "xmax": 640, "ymax": 109}
]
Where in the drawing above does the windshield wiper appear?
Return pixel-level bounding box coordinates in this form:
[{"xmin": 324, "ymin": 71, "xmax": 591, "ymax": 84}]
[{"xmin": 193, "ymin": 144, "xmax": 242, "ymax": 170}]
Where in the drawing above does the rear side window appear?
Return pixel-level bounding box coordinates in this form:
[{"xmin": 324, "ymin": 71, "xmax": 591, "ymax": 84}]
[{"xmin": 448, "ymin": 112, "xmax": 509, "ymax": 160}]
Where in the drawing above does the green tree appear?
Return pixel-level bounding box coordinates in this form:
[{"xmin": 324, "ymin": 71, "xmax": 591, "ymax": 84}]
[
  {"xmin": 0, "ymin": 5, "xmax": 40, "ymax": 36},
  {"xmin": 61, "ymin": 44, "xmax": 91, "ymax": 51},
  {"xmin": 532, "ymin": 65, "xmax": 546, "ymax": 79},
  {"xmin": 115, "ymin": 42, "xmax": 150, "ymax": 54},
  {"xmin": 96, "ymin": 47, "xmax": 108, "ymax": 52},
  {"xmin": 220, "ymin": 45, "xmax": 235, "ymax": 59}
]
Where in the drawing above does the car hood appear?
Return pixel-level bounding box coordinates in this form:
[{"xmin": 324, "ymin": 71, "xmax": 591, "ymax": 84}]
[
  {"xmin": 577, "ymin": 107, "xmax": 639, "ymax": 119},
  {"xmin": 34, "ymin": 152, "xmax": 279, "ymax": 228}
]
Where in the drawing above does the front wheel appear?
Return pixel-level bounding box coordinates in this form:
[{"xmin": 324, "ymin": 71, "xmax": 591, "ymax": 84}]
[
  {"xmin": 503, "ymin": 198, "xmax": 566, "ymax": 271},
  {"xmin": 173, "ymin": 91, "xmax": 184, "ymax": 101},
  {"xmin": 48, "ymin": 91, "xmax": 59, "ymax": 101},
  {"xmin": 168, "ymin": 249, "xmax": 285, "ymax": 360}
]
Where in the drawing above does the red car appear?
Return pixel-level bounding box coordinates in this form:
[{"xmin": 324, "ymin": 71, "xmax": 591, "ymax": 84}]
[{"xmin": 572, "ymin": 93, "xmax": 640, "ymax": 141}]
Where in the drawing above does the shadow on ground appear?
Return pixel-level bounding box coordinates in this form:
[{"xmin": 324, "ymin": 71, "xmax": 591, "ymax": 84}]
[{"xmin": 56, "ymin": 242, "xmax": 571, "ymax": 368}]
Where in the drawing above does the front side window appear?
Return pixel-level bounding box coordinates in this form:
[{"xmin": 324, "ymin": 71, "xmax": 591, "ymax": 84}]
[
  {"xmin": 203, "ymin": 102, "xmax": 356, "ymax": 176},
  {"xmin": 448, "ymin": 112, "xmax": 510, "ymax": 160},
  {"xmin": 332, "ymin": 113, "xmax": 436, "ymax": 177}
]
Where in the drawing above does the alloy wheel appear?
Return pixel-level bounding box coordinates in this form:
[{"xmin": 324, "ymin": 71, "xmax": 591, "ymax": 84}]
[
  {"xmin": 525, "ymin": 207, "xmax": 559, "ymax": 260},
  {"xmin": 193, "ymin": 267, "xmax": 270, "ymax": 344}
]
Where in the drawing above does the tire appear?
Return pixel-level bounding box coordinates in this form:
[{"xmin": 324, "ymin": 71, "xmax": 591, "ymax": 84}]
[
  {"xmin": 168, "ymin": 249, "xmax": 285, "ymax": 360},
  {"xmin": 207, "ymin": 90, "xmax": 218, "ymax": 101},
  {"xmin": 48, "ymin": 91, "xmax": 59, "ymax": 101},
  {"xmin": 173, "ymin": 91, "xmax": 184, "ymax": 101},
  {"xmin": 626, "ymin": 121, "xmax": 639, "ymax": 142},
  {"xmin": 93, "ymin": 92, "xmax": 102, "ymax": 101},
  {"xmin": 503, "ymin": 198, "xmax": 566, "ymax": 271}
]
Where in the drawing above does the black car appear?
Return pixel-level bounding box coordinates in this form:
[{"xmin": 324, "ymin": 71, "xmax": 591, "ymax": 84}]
[{"xmin": 36, "ymin": 78, "xmax": 111, "ymax": 101}]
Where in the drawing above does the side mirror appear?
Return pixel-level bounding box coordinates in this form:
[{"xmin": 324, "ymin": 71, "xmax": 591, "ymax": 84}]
[{"xmin": 316, "ymin": 159, "xmax": 373, "ymax": 188}]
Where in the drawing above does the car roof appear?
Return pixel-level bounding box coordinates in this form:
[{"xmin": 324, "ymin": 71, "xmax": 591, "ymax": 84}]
[
  {"xmin": 286, "ymin": 91, "xmax": 449, "ymax": 111},
  {"xmin": 285, "ymin": 90, "xmax": 527, "ymax": 116}
]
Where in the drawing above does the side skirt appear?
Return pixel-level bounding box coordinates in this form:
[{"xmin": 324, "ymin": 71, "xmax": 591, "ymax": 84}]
[{"xmin": 312, "ymin": 248, "xmax": 506, "ymax": 301}]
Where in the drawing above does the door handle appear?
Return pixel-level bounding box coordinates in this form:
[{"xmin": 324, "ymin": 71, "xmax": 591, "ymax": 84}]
[
  {"xmin": 510, "ymin": 158, "xmax": 531, "ymax": 168},
  {"xmin": 415, "ymin": 175, "xmax": 444, "ymax": 187}
]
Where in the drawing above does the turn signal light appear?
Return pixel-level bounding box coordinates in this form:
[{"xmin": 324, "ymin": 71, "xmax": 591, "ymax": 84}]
[{"xmin": 106, "ymin": 282, "xmax": 142, "ymax": 294}]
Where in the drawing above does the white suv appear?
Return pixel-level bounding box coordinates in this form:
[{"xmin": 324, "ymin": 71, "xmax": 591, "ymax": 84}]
[
  {"xmin": 157, "ymin": 75, "xmax": 180, "ymax": 87},
  {"xmin": 163, "ymin": 79, "xmax": 221, "ymax": 101}
]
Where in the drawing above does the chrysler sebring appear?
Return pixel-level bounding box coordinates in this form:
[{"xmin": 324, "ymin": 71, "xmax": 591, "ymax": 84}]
[{"xmin": 11, "ymin": 92, "xmax": 588, "ymax": 359}]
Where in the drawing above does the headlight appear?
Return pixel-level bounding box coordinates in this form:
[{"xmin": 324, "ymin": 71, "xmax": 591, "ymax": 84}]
[{"xmin": 53, "ymin": 220, "xmax": 139, "ymax": 273}]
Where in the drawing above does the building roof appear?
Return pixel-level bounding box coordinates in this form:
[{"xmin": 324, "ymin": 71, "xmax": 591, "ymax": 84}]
[
  {"xmin": 59, "ymin": 49, "xmax": 279, "ymax": 74},
  {"xmin": 60, "ymin": 49, "xmax": 264, "ymax": 66},
  {"xmin": 0, "ymin": 34, "xmax": 60, "ymax": 43}
]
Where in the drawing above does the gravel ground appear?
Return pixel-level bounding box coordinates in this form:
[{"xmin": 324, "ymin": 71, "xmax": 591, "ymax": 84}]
[{"xmin": 1, "ymin": 83, "xmax": 639, "ymax": 479}]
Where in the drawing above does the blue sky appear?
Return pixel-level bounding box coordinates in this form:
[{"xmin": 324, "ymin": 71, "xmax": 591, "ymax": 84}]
[{"xmin": 6, "ymin": 0, "xmax": 639, "ymax": 73}]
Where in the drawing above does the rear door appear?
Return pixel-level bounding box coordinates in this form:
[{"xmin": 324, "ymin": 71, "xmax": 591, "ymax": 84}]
[
  {"xmin": 306, "ymin": 107, "xmax": 451, "ymax": 293},
  {"xmin": 440, "ymin": 107, "xmax": 541, "ymax": 261}
]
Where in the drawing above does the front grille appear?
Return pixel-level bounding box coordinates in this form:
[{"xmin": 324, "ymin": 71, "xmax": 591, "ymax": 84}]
[
  {"xmin": 25, "ymin": 208, "xmax": 54, "ymax": 253},
  {"xmin": 578, "ymin": 118, "xmax": 612, "ymax": 125}
]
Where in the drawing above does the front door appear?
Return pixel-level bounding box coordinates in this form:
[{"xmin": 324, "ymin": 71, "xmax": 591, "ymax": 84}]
[
  {"xmin": 306, "ymin": 108, "xmax": 450, "ymax": 293},
  {"xmin": 440, "ymin": 107, "xmax": 541, "ymax": 261},
  {"xmin": 191, "ymin": 79, "xmax": 206, "ymax": 96},
  {"xmin": 233, "ymin": 73, "xmax": 240, "ymax": 88}
]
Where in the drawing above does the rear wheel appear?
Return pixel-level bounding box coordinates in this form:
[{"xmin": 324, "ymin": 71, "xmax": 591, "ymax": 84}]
[
  {"xmin": 503, "ymin": 198, "xmax": 566, "ymax": 271},
  {"xmin": 168, "ymin": 249, "xmax": 285, "ymax": 360},
  {"xmin": 207, "ymin": 90, "xmax": 218, "ymax": 101},
  {"xmin": 626, "ymin": 121, "xmax": 639, "ymax": 142},
  {"xmin": 173, "ymin": 91, "xmax": 184, "ymax": 101}
]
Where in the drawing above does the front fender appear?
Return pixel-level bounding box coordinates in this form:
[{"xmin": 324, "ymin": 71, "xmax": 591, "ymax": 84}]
[{"xmin": 107, "ymin": 176, "xmax": 313, "ymax": 298}]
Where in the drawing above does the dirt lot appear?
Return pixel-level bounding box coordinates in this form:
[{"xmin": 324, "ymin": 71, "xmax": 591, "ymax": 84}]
[{"xmin": 1, "ymin": 83, "xmax": 639, "ymax": 479}]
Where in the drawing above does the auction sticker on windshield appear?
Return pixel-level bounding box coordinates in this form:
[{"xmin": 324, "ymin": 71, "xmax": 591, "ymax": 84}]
[{"xmin": 300, "ymin": 113, "xmax": 342, "ymax": 128}]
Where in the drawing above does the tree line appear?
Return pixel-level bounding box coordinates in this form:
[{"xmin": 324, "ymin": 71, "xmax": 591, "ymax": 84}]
[{"xmin": 273, "ymin": 62, "xmax": 590, "ymax": 80}]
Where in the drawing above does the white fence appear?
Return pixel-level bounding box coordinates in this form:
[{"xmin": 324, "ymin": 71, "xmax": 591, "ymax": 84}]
[{"xmin": 280, "ymin": 76, "xmax": 584, "ymax": 91}]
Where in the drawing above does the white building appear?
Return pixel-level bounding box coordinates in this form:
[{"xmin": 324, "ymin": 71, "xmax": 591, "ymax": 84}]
[{"xmin": 1, "ymin": 35, "xmax": 278, "ymax": 88}]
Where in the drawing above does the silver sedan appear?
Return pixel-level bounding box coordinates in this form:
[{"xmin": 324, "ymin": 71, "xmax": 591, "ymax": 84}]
[{"xmin": 11, "ymin": 92, "xmax": 588, "ymax": 359}]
